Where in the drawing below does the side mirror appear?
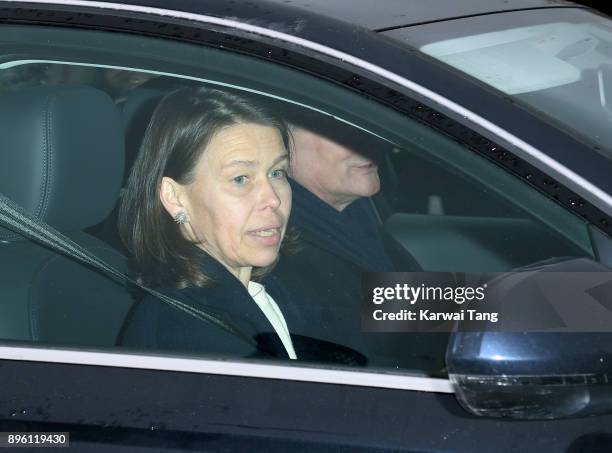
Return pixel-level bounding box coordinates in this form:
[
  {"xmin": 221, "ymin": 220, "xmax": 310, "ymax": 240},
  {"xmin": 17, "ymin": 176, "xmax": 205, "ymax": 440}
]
[{"xmin": 446, "ymin": 258, "xmax": 612, "ymax": 419}]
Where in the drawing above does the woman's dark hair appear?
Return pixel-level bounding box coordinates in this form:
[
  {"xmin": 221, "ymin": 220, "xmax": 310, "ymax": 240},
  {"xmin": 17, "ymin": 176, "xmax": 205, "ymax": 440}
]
[{"xmin": 118, "ymin": 86, "xmax": 292, "ymax": 288}]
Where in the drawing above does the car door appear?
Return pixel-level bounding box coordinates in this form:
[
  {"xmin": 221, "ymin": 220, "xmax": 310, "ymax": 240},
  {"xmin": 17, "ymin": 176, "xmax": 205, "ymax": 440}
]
[{"xmin": 0, "ymin": 2, "xmax": 611, "ymax": 452}]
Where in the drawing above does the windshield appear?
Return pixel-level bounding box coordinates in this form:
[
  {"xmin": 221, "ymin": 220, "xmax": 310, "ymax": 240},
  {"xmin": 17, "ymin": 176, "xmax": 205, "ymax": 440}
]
[{"xmin": 385, "ymin": 8, "xmax": 612, "ymax": 158}]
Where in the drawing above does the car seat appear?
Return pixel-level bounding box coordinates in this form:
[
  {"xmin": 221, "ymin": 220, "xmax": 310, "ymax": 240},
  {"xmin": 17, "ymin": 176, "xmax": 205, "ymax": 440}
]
[{"xmin": 0, "ymin": 85, "xmax": 134, "ymax": 347}]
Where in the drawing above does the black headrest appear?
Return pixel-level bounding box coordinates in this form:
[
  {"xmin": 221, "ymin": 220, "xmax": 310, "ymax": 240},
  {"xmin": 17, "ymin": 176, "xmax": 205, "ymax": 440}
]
[
  {"xmin": 0, "ymin": 85, "xmax": 124, "ymax": 241},
  {"xmin": 120, "ymin": 86, "xmax": 164, "ymax": 177}
]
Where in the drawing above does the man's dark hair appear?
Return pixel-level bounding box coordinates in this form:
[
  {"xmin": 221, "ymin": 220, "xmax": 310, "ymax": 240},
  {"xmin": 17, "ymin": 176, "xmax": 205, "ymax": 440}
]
[{"xmin": 118, "ymin": 86, "xmax": 291, "ymax": 288}]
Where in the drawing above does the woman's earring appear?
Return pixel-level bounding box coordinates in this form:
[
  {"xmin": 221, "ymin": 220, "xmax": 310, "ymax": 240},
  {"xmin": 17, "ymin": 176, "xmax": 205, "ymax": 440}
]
[{"xmin": 174, "ymin": 211, "xmax": 188, "ymax": 225}]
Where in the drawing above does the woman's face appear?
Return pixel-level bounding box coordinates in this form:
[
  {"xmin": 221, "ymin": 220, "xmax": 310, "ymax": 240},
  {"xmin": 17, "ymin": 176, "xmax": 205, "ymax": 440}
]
[{"xmin": 165, "ymin": 122, "xmax": 291, "ymax": 280}]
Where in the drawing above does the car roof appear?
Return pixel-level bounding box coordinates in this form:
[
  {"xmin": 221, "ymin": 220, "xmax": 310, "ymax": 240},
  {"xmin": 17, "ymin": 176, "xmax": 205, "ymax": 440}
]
[
  {"xmin": 261, "ymin": 0, "xmax": 579, "ymax": 31},
  {"xmin": 92, "ymin": 0, "xmax": 582, "ymax": 32}
]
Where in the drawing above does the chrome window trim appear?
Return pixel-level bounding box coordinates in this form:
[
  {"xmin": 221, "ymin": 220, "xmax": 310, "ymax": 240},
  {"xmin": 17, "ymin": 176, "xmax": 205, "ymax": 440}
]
[
  {"xmin": 0, "ymin": 345, "xmax": 454, "ymax": 393},
  {"xmin": 3, "ymin": 0, "xmax": 611, "ymax": 213}
]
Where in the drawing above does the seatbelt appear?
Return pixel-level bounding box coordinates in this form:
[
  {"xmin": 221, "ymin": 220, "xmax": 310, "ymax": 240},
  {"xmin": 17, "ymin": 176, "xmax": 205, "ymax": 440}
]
[{"xmin": 0, "ymin": 193, "xmax": 257, "ymax": 348}]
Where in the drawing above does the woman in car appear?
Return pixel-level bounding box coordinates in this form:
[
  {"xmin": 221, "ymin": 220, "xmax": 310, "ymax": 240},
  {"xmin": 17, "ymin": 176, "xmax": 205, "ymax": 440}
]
[{"xmin": 117, "ymin": 86, "xmax": 298, "ymax": 360}]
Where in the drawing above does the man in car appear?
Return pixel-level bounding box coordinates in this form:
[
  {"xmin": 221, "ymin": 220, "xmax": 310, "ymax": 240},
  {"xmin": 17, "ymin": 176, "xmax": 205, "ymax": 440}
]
[{"xmin": 267, "ymin": 123, "xmax": 434, "ymax": 367}]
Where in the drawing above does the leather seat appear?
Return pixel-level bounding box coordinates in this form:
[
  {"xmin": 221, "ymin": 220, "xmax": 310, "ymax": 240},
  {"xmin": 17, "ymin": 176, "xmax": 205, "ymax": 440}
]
[
  {"xmin": 87, "ymin": 85, "xmax": 165, "ymax": 252},
  {"xmin": 0, "ymin": 85, "xmax": 134, "ymax": 346}
]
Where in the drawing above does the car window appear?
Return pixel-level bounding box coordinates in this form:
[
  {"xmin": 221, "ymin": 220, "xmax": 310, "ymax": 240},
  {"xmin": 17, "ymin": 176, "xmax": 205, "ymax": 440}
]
[
  {"xmin": 0, "ymin": 24, "xmax": 598, "ymax": 378},
  {"xmin": 378, "ymin": 125, "xmax": 594, "ymax": 272}
]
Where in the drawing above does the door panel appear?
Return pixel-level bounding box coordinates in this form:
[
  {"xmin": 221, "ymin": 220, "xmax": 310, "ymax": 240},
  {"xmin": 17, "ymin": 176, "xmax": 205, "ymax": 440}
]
[{"xmin": 1, "ymin": 358, "xmax": 612, "ymax": 452}]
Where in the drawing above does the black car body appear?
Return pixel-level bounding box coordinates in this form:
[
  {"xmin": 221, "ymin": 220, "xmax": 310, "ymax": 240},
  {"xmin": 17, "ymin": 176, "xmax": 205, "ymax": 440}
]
[{"xmin": 0, "ymin": 0, "xmax": 611, "ymax": 451}]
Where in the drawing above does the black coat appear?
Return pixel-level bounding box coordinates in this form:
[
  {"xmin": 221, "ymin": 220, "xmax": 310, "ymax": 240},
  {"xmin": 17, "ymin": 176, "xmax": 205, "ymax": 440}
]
[
  {"xmin": 119, "ymin": 256, "xmax": 293, "ymax": 359},
  {"xmin": 267, "ymin": 181, "xmax": 432, "ymax": 367},
  {"xmin": 119, "ymin": 255, "xmax": 368, "ymax": 365}
]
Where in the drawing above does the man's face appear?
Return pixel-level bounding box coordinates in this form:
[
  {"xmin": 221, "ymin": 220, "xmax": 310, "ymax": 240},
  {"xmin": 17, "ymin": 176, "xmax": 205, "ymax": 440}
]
[{"xmin": 290, "ymin": 128, "xmax": 380, "ymax": 211}]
